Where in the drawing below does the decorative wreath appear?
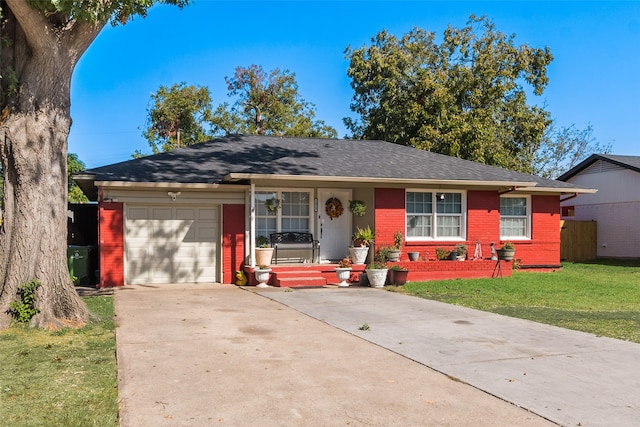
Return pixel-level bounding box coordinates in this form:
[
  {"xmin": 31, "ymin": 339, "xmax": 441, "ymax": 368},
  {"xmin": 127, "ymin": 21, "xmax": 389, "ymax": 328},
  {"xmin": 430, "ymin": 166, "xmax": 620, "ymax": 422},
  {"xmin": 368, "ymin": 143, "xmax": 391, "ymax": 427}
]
[{"xmin": 325, "ymin": 197, "xmax": 344, "ymax": 220}]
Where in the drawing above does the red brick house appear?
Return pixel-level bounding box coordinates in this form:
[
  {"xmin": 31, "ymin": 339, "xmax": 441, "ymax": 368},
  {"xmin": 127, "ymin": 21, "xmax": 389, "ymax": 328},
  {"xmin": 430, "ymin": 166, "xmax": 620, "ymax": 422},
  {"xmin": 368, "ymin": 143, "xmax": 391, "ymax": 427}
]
[{"xmin": 74, "ymin": 135, "xmax": 593, "ymax": 287}]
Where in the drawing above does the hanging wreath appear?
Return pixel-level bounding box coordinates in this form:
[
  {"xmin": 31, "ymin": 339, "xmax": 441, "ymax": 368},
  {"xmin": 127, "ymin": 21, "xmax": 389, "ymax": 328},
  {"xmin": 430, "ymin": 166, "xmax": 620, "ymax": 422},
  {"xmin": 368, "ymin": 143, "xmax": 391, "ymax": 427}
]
[{"xmin": 325, "ymin": 197, "xmax": 344, "ymax": 220}]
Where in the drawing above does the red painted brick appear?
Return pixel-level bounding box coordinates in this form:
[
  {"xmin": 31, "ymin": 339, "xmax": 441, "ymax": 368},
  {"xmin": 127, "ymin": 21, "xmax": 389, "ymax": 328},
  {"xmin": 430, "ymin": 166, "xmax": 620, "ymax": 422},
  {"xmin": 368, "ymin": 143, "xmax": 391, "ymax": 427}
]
[
  {"xmin": 373, "ymin": 189, "xmax": 560, "ymax": 270},
  {"xmin": 99, "ymin": 202, "xmax": 124, "ymax": 288},
  {"xmin": 222, "ymin": 204, "xmax": 245, "ymax": 284}
]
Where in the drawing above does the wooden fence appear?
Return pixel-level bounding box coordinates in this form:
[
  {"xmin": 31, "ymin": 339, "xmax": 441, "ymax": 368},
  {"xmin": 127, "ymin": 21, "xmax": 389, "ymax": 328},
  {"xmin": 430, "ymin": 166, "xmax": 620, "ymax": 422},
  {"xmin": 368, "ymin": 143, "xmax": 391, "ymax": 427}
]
[{"xmin": 560, "ymin": 220, "xmax": 597, "ymax": 261}]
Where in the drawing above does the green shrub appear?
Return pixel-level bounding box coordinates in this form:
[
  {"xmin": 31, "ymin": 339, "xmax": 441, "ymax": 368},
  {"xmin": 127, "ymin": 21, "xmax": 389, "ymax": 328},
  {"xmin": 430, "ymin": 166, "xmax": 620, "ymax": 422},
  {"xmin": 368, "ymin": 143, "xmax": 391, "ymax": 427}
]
[{"xmin": 7, "ymin": 280, "xmax": 41, "ymax": 323}]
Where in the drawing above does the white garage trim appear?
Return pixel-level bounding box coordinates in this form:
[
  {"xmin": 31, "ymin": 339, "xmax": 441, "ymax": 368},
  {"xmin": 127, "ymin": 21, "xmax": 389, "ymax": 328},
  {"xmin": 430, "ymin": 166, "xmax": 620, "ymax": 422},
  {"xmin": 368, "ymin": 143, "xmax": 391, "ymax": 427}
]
[{"xmin": 125, "ymin": 204, "xmax": 220, "ymax": 285}]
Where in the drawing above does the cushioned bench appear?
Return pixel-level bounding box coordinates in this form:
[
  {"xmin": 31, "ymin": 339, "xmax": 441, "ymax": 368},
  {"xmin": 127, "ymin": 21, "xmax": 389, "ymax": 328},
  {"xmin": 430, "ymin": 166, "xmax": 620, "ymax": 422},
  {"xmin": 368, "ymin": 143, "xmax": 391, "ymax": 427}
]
[{"xmin": 270, "ymin": 232, "xmax": 320, "ymax": 264}]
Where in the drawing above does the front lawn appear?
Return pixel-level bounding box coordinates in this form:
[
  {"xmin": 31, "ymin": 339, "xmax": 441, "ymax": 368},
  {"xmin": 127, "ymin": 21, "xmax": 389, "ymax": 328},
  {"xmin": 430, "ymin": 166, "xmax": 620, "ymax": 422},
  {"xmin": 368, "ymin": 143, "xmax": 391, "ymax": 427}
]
[
  {"xmin": 0, "ymin": 296, "xmax": 118, "ymax": 426},
  {"xmin": 391, "ymin": 260, "xmax": 640, "ymax": 343}
]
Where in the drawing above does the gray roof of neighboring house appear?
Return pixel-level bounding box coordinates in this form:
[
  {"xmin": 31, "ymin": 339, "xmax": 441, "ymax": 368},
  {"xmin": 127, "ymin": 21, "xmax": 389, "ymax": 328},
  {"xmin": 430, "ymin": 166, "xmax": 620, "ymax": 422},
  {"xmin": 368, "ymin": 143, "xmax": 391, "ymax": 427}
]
[
  {"xmin": 78, "ymin": 134, "xmax": 583, "ymax": 193},
  {"xmin": 558, "ymin": 154, "xmax": 640, "ymax": 181}
]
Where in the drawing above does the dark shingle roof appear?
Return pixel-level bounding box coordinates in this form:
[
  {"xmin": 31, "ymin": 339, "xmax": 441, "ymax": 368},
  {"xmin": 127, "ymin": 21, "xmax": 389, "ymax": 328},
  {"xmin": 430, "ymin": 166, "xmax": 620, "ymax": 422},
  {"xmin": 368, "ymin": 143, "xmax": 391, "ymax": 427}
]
[
  {"xmin": 83, "ymin": 134, "xmax": 580, "ymax": 190},
  {"xmin": 558, "ymin": 154, "xmax": 640, "ymax": 181}
]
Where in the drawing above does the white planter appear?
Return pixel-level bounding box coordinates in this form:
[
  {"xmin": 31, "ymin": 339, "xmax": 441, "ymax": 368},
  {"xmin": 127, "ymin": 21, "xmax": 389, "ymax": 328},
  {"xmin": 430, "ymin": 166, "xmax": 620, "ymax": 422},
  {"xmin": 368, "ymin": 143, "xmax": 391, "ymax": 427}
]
[
  {"xmin": 349, "ymin": 246, "xmax": 369, "ymax": 264},
  {"xmin": 365, "ymin": 268, "xmax": 388, "ymax": 288},
  {"xmin": 255, "ymin": 248, "xmax": 274, "ymax": 266},
  {"xmin": 335, "ymin": 268, "xmax": 352, "ymax": 287},
  {"xmin": 497, "ymin": 249, "xmax": 515, "ymax": 261},
  {"xmin": 254, "ymin": 268, "xmax": 271, "ymax": 288}
]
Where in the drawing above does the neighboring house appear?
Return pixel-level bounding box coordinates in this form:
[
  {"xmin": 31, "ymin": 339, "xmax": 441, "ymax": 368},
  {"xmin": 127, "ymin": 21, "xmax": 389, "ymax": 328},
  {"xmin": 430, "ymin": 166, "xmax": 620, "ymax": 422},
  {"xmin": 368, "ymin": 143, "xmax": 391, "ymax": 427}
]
[
  {"xmin": 74, "ymin": 134, "xmax": 592, "ymax": 287},
  {"xmin": 558, "ymin": 154, "xmax": 640, "ymax": 259}
]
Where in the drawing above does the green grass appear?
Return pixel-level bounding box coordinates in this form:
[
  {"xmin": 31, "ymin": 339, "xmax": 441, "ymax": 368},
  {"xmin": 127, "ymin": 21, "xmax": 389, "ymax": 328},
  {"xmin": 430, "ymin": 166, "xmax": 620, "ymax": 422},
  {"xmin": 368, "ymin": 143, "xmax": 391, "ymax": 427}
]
[
  {"xmin": 0, "ymin": 296, "xmax": 118, "ymax": 426},
  {"xmin": 390, "ymin": 260, "xmax": 640, "ymax": 343}
]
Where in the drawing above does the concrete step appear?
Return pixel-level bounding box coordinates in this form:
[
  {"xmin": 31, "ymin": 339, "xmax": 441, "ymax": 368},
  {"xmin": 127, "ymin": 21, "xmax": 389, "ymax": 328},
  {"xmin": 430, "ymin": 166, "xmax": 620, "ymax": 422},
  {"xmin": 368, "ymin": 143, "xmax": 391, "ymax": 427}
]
[{"xmin": 274, "ymin": 276, "xmax": 327, "ymax": 288}]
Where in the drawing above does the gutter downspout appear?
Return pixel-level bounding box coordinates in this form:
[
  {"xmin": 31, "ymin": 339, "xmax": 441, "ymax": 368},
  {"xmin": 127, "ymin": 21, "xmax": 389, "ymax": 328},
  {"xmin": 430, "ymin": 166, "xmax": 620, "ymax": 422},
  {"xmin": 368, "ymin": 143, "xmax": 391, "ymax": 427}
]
[
  {"xmin": 250, "ymin": 184, "xmax": 256, "ymax": 267},
  {"xmin": 560, "ymin": 193, "xmax": 579, "ymax": 203},
  {"xmin": 498, "ymin": 186, "xmax": 517, "ymax": 195}
]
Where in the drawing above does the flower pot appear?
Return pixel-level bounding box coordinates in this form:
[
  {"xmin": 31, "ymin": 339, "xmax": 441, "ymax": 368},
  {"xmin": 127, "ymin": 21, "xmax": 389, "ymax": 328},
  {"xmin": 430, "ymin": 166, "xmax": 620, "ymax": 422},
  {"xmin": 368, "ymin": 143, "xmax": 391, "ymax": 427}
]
[
  {"xmin": 408, "ymin": 252, "xmax": 420, "ymax": 261},
  {"xmin": 497, "ymin": 248, "xmax": 515, "ymax": 261},
  {"xmin": 349, "ymin": 246, "xmax": 369, "ymax": 264},
  {"xmin": 254, "ymin": 268, "xmax": 271, "ymax": 288},
  {"xmin": 365, "ymin": 268, "xmax": 388, "ymax": 288},
  {"xmin": 389, "ymin": 269, "xmax": 409, "ymax": 285},
  {"xmin": 386, "ymin": 249, "xmax": 401, "ymax": 262},
  {"xmin": 255, "ymin": 248, "xmax": 274, "ymax": 266},
  {"xmin": 335, "ymin": 267, "xmax": 352, "ymax": 287},
  {"xmin": 448, "ymin": 250, "xmax": 458, "ymax": 260}
]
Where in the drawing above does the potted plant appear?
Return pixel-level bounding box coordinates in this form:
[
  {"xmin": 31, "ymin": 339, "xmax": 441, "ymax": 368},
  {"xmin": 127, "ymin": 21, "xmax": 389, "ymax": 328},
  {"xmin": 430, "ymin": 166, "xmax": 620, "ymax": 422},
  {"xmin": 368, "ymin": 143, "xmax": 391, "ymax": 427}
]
[
  {"xmin": 254, "ymin": 265, "xmax": 272, "ymax": 288},
  {"xmin": 435, "ymin": 248, "xmax": 449, "ymax": 260},
  {"xmin": 448, "ymin": 247, "xmax": 458, "ymax": 260},
  {"xmin": 388, "ymin": 264, "xmax": 409, "ymax": 285},
  {"xmin": 255, "ymin": 235, "xmax": 274, "ymax": 266},
  {"xmin": 349, "ymin": 200, "xmax": 366, "ymax": 217},
  {"xmin": 455, "ymin": 243, "xmax": 468, "ymax": 261},
  {"xmin": 386, "ymin": 230, "xmax": 403, "ymax": 262},
  {"xmin": 352, "ymin": 225, "xmax": 375, "ymax": 247},
  {"xmin": 350, "ymin": 225, "xmax": 375, "ymax": 264},
  {"xmin": 408, "ymin": 251, "xmax": 420, "ymax": 261},
  {"xmin": 335, "ymin": 257, "xmax": 353, "ymax": 287},
  {"xmin": 365, "ymin": 260, "xmax": 388, "ymax": 288},
  {"xmin": 497, "ymin": 242, "xmax": 516, "ymax": 261}
]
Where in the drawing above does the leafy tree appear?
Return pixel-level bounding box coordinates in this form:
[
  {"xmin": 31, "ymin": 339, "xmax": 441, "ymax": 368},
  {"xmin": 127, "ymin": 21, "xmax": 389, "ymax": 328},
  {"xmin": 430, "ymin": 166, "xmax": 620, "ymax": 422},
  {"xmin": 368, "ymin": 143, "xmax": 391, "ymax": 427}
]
[
  {"xmin": 535, "ymin": 123, "xmax": 612, "ymax": 179},
  {"xmin": 344, "ymin": 15, "xmax": 553, "ymax": 172},
  {"xmin": 67, "ymin": 153, "xmax": 89, "ymax": 203},
  {"xmin": 0, "ymin": 0, "xmax": 188, "ymax": 330},
  {"xmin": 211, "ymin": 64, "xmax": 337, "ymax": 138},
  {"xmin": 141, "ymin": 82, "xmax": 214, "ymax": 154}
]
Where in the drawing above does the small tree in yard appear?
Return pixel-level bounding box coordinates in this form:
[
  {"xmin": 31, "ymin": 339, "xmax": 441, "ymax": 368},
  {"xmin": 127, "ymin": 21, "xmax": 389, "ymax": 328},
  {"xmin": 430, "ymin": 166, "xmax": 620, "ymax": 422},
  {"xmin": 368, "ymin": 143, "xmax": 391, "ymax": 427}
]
[{"xmin": 0, "ymin": 0, "xmax": 188, "ymax": 330}]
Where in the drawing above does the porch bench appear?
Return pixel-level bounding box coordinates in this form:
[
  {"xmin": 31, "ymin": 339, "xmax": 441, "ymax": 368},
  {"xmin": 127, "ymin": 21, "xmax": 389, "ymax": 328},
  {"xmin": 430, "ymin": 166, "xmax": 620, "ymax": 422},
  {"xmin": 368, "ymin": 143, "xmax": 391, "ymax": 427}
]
[{"xmin": 270, "ymin": 232, "xmax": 320, "ymax": 264}]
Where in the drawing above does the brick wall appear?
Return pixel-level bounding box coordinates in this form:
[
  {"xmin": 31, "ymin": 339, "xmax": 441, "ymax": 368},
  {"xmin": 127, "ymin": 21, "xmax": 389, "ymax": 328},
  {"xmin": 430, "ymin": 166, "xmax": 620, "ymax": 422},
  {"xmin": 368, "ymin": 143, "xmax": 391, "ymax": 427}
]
[
  {"xmin": 373, "ymin": 189, "xmax": 561, "ymax": 268},
  {"xmin": 374, "ymin": 188, "xmax": 406, "ymax": 250},
  {"xmin": 522, "ymin": 195, "xmax": 561, "ymax": 266},
  {"xmin": 222, "ymin": 204, "xmax": 246, "ymax": 284},
  {"xmin": 99, "ymin": 202, "xmax": 124, "ymax": 288}
]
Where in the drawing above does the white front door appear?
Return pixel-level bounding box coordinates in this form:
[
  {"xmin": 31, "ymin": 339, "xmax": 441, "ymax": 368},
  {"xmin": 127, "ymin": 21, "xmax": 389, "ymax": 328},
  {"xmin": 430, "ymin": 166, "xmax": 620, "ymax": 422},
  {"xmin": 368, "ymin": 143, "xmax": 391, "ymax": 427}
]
[{"xmin": 317, "ymin": 189, "xmax": 352, "ymax": 262}]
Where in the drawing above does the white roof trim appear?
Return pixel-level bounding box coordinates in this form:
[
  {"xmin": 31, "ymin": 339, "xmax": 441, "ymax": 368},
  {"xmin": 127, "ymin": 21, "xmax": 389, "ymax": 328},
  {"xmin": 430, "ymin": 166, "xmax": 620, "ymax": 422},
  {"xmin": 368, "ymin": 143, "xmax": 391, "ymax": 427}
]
[
  {"xmin": 514, "ymin": 186, "xmax": 598, "ymax": 194},
  {"xmin": 95, "ymin": 181, "xmax": 249, "ymax": 191}
]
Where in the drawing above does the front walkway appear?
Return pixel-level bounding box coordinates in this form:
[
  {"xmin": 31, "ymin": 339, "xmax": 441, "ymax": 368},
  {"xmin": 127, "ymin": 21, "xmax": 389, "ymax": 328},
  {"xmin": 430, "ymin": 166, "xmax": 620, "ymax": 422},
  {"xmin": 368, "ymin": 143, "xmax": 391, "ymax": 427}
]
[{"xmin": 256, "ymin": 287, "xmax": 640, "ymax": 427}]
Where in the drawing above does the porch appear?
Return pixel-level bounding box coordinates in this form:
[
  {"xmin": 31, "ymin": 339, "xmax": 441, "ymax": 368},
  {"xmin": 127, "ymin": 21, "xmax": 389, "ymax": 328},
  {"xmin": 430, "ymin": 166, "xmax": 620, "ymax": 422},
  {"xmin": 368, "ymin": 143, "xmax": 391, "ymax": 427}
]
[{"xmin": 243, "ymin": 258, "xmax": 512, "ymax": 288}]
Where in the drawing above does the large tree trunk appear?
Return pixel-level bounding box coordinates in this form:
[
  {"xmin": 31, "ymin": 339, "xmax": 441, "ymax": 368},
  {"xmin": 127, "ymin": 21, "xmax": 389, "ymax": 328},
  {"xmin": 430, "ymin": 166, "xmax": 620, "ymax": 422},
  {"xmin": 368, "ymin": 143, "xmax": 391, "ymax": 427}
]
[
  {"xmin": 0, "ymin": 1, "xmax": 105, "ymax": 329},
  {"xmin": 0, "ymin": 107, "xmax": 89, "ymax": 329}
]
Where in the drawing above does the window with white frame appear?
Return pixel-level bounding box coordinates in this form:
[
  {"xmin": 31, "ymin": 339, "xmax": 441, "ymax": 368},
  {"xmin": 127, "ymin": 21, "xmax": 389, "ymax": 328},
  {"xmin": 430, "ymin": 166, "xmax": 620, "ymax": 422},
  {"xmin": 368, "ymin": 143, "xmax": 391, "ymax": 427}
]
[
  {"xmin": 500, "ymin": 196, "xmax": 530, "ymax": 239},
  {"xmin": 255, "ymin": 190, "xmax": 311, "ymax": 241},
  {"xmin": 406, "ymin": 191, "xmax": 465, "ymax": 240}
]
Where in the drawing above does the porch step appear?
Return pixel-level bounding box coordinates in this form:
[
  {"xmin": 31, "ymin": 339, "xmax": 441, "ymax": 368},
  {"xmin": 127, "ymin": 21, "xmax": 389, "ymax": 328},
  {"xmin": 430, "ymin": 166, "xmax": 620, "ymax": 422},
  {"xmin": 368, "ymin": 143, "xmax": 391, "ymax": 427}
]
[{"xmin": 274, "ymin": 276, "xmax": 327, "ymax": 288}]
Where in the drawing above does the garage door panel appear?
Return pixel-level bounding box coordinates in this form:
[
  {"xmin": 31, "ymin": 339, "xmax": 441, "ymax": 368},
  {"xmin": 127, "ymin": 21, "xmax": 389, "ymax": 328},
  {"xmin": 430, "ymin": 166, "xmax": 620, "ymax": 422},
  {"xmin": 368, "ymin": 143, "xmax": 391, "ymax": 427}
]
[
  {"xmin": 197, "ymin": 226, "xmax": 217, "ymax": 241},
  {"xmin": 176, "ymin": 208, "xmax": 196, "ymax": 220},
  {"xmin": 151, "ymin": 208, "xmax": 172, "ymax": 220},
  {"xmin": 198, "ymin": 208, "xmax": 217, "ymax": 221},
  {"xmin": 126, "ymin": 205, "xmax": 218, "ymax": 285},
  {"xmin": 128, "ymin": 207, "xmax": 149, "ymax": 220}
]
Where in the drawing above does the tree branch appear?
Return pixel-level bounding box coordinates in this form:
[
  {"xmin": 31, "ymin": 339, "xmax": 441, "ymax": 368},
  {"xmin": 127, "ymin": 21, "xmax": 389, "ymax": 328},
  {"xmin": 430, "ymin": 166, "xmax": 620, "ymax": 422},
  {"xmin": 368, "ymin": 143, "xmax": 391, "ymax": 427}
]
[{"xmin": 4, "ymin": 0, "xmax": 54, "ymax": 54}]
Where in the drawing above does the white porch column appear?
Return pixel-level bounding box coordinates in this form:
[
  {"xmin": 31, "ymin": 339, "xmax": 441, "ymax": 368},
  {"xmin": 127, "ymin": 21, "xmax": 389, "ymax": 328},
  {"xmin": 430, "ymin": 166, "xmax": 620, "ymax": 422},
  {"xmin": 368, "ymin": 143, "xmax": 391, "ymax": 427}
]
[{"xmin": 250, "ymin": 183, "xmax": 256, "ymax": 267}]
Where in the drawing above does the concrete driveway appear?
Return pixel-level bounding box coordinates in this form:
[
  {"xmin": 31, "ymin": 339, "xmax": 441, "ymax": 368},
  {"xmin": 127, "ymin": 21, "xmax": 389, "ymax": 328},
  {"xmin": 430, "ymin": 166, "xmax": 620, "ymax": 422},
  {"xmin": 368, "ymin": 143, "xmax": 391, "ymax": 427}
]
[
  {"xmin": 257, "ymin": 287, "xmax": 640, "ymax": 427},
  {"xmin": 115, "ymin": 284, "xmax": 554, "ymax": 426}
]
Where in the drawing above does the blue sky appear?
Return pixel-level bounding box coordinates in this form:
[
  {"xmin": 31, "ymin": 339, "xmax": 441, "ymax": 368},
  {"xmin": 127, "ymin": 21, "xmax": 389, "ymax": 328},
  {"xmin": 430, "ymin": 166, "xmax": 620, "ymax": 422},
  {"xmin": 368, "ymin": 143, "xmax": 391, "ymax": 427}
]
[{"xmin": 69, "ymin": 1, "xmax": 640, "ymax": 169}]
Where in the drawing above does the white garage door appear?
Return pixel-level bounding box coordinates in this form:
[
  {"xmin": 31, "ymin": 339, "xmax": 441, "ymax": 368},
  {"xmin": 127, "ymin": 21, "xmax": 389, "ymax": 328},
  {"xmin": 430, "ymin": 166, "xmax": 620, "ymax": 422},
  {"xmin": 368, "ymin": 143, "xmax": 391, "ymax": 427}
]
[{"xmin": 126, "ymin": 205, "xmax": 218, "ymax": 284}]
